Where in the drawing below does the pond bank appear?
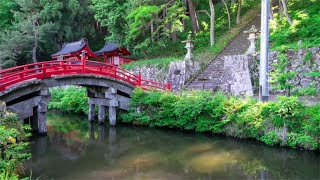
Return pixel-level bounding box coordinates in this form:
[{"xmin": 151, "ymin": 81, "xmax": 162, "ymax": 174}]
[{"xmin": 121, "ymin": 89, "xmax": 320, "ymax": 151}]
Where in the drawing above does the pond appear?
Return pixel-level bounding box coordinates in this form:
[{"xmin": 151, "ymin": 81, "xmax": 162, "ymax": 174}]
[{"xmin": 23, "ymin": 112, "xmax": 320, "ymax": 180}]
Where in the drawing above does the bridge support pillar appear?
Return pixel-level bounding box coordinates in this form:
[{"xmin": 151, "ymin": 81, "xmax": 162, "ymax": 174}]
[
  {"xmin": 36, "ymin": 88, "xmax": 51, "ymax": 136},
  {"xmin": 88, "ymin": 104, "xmax": 95, "ymax": 122},
  {"xmin": 98, "ymin": 105, "xmax": 106, "ymax": 124},
  {"xmin": 106, "ymin": 88, "xmax": 118, "ymax": 126},
  {"xmin": 87, "ymin": 87, "xmax": 119, "ymax": 126}
]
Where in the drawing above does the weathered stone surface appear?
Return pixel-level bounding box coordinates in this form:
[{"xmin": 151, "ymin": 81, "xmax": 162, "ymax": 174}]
[
  {"xmin": 131, "ymin": 59, "xmax": 200, "ymax": 91},
  {"xmin": 167, "ymin": 60, "xmax": 200, "ymax": 91},
  {"xmin": 248, "ymin": 47, "xmax": 320, "ymax": 94},
  {"xmin": 223, "ymin": 55, "xmax": 254, "ymax": 96}
]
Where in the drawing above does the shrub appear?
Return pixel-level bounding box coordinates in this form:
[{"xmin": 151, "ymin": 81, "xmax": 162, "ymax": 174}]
[
  {"xmin": 0, "ymin": 113, "xmax": 31, "ymax": 179},
  {"xmin": 123, "ymin": 89, "xmax": 319, "ymax": 150},
  {"xmin": 49, "ymin": 86, "xmax": 89, "ymax": 114},
  {"xmin": 260, "ymin": 131, "xmax": 282, "ymax": 146}
]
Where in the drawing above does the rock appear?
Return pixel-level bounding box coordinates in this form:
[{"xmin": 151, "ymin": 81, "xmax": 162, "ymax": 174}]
[
  {"xmin": 300, "ymin": 78, "xmax": 312, "ymax": 87},
  {"xmin": 0, "ymin": 100, "xmax": 7, "ymax": 118}
]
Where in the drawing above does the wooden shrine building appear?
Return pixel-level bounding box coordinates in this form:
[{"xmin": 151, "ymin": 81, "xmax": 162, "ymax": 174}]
[
  {"xmin": 51, "ymin": 38, "xmax": 97, "ymax": 60},
  {"xmin": 95, "ymin": 43, "xmax": 134, "ymax": 66}
]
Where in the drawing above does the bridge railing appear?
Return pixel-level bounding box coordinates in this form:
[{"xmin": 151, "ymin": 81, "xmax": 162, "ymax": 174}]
[{"xmin": 0, "ymin": 59, "xmax": 171, "ymax": 92}]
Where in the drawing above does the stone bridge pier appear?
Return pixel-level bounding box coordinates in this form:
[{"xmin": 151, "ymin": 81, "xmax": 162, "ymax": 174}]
[
  {"xmin": 7, "ymin": 87, "xmax": 51, "ymax": 135},
  {"xmin": 87, "ymin": 87, "xmax": 120, "ymax": 126}
]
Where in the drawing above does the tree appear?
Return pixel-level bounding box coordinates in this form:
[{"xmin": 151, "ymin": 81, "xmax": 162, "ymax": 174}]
[
  {"xmin": 236, "ymin": 0, "xmax": 242, "ymax": 24},
  {"xmin": 186, "ymin": 0, "xmax": 200, "ymax": 33},
  {"xmin": 280, "ymin": 0, "xmax": 293, "ymax": 25},
  {"xmin": 222, "ymin": 0, "xmax": 231, "ymax": 29},
  {"xmin": 13, "ymin": 0, "xmax": 55, "ymax": 63},
  {"xmin": 91, "ymin": 0, "xmax": 128, "ymax": 43},
  {"xmin": 209, "ymin": 0, "xmax": 215, "ymax": 46}
]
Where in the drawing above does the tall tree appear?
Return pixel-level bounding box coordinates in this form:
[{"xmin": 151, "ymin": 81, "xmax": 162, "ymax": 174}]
[
  {"xmin": 280, "ymin": 0, "xmax": 293, "ymax": 25},
  {"xmin": 236, "ymin": 0, "xmax": 242, "ymax": 24},
  {"xmin": 186, "ymin": 0, "xmax": 200, "ymax": 33},
  {"xmin": 209, "ymin": 0, "xmax": 215, "ymax": 46},
  {"xmin": 14, "ymin": 0, "xmax": 55, "ymax": 63},
  {"xmin": 91, "ymin": 0, "xmax": 128, "ymax": 43},
  {"xmin": 222, "ymin": 0, "xmax": 231, "ymax": 29}
]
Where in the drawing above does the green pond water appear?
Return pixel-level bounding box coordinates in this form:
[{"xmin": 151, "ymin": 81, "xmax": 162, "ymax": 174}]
[{"xmin": 23, "ymin": 112, "xmax": 320, "ymax": 180}]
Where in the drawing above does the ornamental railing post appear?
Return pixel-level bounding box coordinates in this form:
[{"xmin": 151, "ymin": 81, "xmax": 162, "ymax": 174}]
[
  {"xmin": 137, "ymin": 73, "xmax": 142, "ymax": 87},
  {"xmin": 166, "ymin": 83, "xmax": 171, "ymax": 91},
  {"xmin": 81, "ymin": 51, "xmax": 87, "ymax": 73},
  {"xmin": 42, "ymin": 63, "xmax": 46, "ymax": 78},
  {"xmin": 113, "ymin": 66, "xmax": 117, "ymax": 79}
]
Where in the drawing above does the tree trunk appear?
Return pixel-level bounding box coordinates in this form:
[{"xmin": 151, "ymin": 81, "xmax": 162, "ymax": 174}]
[
  {"xmin": 172, "ymin": 31, "xmax": 177, "ymax": 42},
  {"xmin": 269, "ymin": 0, "xmax": 274, "ymax": 20},
  {"xmin": 236, "ymin": 0, "xmax": 241, "ymax": 24},
  {"xmin": 186, "ymin": 0, "xmax": 199, "ymax": 33},
  {"xmin": 32, "ymin": 20, "xmax": 38, "ymax": 63},
  {"xmin": 209, "ymin": 0, "xmax": 215, "ymax": 46},
  {"xmin": 279, "ymin": 0, "xmax": 283, "ymax": 20},
  {"xmin": 222, "ymin": 0, "xmax": 231, "ymax": 29},
  {"xmin": 281, "ymin": 0, "xmax": 293, "ymax": 25},
  {"xmin": 150, "ymin": 21, "xmax": 154, "ymax": 43}
]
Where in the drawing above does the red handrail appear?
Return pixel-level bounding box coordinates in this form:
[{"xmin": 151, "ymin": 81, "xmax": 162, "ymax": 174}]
[{"xmin": 0, "ymin": 59, "xmax": 171, "ymax": 92}]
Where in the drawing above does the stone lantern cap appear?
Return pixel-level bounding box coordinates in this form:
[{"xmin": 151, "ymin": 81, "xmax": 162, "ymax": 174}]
[
  {"xmin": 181, "ymin": 39, "xmax": 195, "ymax": 44},
  {"xmin": 244, "ymin": 25, "xmax": 259, "ymax": 34}
]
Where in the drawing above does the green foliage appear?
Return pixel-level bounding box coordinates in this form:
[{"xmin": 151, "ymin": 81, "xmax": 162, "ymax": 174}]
[
  {"xmin": 0, "ymin": 113, "xmax": 31, "ymax": 179},
  {"xmin": 49, "ymin": 86, "xmax": 89, "ymax": 114},
  {"xmin": 90, "ymin": 0, "xmax": 127, "ymax": 43},
  {"xmin": 270, "ymin": 0, "xmax": 320, "ymax": 50},
  {"xmin": 0, "ymin": 0, "xmax": 17, "ymax": 31},
  {"xmin": 121, "ymin": 56, "xmax": 180, "ymax": 70},
  {"xmin": 270, "ymin": 53, "xmax": 297, "ymax": 93},
  {"xmin": 293, "ymin": 82, "xmax": 318, "ymax": 96},
  {"xmin": 287, "ymin": 133, "xmax": 318, "ymax": 150},
  {"xmin": 260, "ymin": 131, "xmax": 282, "ymax": 146},
  {"xmin": 123, "ymin": 89, "xmax": 320, "ymax": 150}
]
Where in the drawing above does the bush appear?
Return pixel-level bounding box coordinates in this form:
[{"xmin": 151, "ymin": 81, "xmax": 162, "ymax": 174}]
[
  {"xmin": 123, "ymin": 88, "xmax": 319, "ymax": 150},
  {"xmin": 49, "ymin": 86, "xmax": 89, "ymax": 114},
  {"xmin": 0, "ymin": 113, "xmax": 31, "ymax": 179},
  {"xmin": 260, "ymin": 131, "xmax": 282, "ymax": 146}
]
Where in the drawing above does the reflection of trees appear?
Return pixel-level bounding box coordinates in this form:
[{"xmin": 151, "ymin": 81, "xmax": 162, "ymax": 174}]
[{"xmin": 25, "ymin": 113, "xmax": 320, "ymax": 179}]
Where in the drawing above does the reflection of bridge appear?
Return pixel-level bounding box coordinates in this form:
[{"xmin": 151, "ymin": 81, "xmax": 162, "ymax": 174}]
[{"xmin": 0, "ymin": 56, "xmax": 170, "ymax": 135}]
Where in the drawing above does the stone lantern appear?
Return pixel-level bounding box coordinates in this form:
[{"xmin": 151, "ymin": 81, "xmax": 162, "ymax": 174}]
[
  {"xmin": 244, "ymin": 25, "xmax": 259, "ymax": 55},
  {"xmin": 182, "ymin": 34, "xmax": 194, "ymax": 61}
]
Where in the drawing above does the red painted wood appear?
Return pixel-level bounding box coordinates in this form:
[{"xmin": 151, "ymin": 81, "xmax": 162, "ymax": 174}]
[{"xmin": 0, "ymin": 59, "xmax": 170, "ymax": 92}]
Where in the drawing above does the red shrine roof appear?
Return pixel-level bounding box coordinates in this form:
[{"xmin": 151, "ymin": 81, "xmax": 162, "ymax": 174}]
[
  {"xmin": 51, "ymin": 38, "xmax": 97, "ymax": 59},
  {"xmin": 95, "ymin": 43, "xmax": 131, "ymax": 56}
]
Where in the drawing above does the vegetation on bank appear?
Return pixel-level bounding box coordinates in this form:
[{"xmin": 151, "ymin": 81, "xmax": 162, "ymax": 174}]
[
  {"xmin": 47, "ymin": 86, "xmax": 320, "ymax": 151},
  {"xmin": 49, "ymin": 87, "xmax": 89, "ymax": 115},
  {"xmin": 0, "ymin": 105, "xmax": 31, "ymax": 180},
  {"xmin": 121, "ymin": 88, "xmax": 320, "ymax": 151}
]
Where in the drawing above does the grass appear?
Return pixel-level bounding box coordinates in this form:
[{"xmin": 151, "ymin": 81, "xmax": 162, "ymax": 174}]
[{"xmin": 121, "ymin": 56, "xmax": 181, "ymax": 70}]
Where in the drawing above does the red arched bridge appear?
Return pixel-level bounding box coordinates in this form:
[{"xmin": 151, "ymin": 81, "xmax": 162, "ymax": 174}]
[
  {"xmin": 0, "ymin": 58, "xmax": 171, "ymax": 92},
  {"xmin": 0, "ymin": 56, "xmax": 170, "ymax": 136}
]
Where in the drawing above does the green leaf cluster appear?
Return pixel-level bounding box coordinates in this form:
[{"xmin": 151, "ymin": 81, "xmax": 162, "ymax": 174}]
[
  {"xmin": 123, "ymin": 89, "xmax": 320, "ymax": 150},
  {"xmin": 48, "ymin": 86, "xmax": 89, "ymax": 114},
  {"xmin": 0, "ymin": 113, "xmax": 31, "ymax": 179}
]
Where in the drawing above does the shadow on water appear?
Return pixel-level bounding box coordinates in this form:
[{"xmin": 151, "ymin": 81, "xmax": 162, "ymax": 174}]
[{"xmin": 23, "ymin": 112, "xmax": 320, "ymax": 180}]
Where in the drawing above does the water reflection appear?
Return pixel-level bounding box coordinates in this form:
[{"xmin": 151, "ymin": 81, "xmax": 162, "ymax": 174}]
[{"xmin": 23, "ymin": 112, "xmax": 320, "ymax": 180}]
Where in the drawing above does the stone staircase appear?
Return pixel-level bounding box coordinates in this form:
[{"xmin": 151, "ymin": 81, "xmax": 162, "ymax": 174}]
[{"xmin": 187, "ymin": 13, "xmax": 261, "ymax": 91}]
